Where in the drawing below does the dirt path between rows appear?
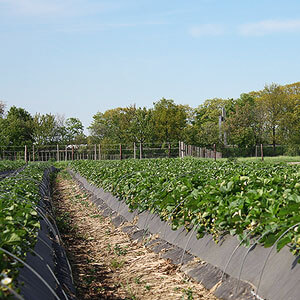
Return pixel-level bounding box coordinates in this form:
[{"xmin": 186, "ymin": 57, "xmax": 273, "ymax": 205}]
[{"xmin": 52, "ymin": 171, "xmax": 218, "ymax": 300}]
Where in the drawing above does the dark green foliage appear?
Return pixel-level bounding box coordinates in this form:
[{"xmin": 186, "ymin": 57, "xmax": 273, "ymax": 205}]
[
  {"xmin": 0, "ymin": 160, "xmax": 25, "ymax": 172},
  {"xmin": 0, "ymin": 163, "xmax": 49, "ymax": 297},
  {"xmin": 71, "ymin": 158, "xmax": 300, "ymax": 257}
]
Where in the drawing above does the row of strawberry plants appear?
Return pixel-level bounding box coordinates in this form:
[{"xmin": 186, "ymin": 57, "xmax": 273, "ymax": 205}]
[
  {"xmin": 0, "ymin": 160, "xmax": 26, "ymax": 173},
  {"xmin": 71, "ymin": 158, "xmax": 300, "ymax": 257},
  {"xmin": 0, "ymin": 162, "xmax": 50, "ymax": 298}
]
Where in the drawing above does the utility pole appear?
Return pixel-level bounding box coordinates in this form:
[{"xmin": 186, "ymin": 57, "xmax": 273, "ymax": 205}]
[{"xmin": 219, "ymin": 107, "xmax": 227, "ymax": 146}]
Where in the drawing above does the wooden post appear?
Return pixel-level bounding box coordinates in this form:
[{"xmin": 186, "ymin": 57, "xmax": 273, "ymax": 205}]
[
  {"xmin": 261, "ymin": 144, "xmax": 264, "ymax": 161},
  {"xmin": 168, "ymin": 143, "xmax": 171, "ymax": 158},
  {"xmin": 178, "ymin": 141, "xmax": 181, "ymax": 158},
  {"xmin": 24, "ymin": 145, "xmax": 27, "ymax": 163},
  {"xmin": 33, "ymin": 145, "xmax": 35, "ymax": 162},
  {"xmin": 214, "ymin": 144, "xmax": 216, "ymax": 161},
  {"xmin": 139, "ymin": 142, "xmax": 143, "ymax": 159},
  {"xmin": 65, "ymin": 146, "xmax": 67, "ymax": 161},
  {"xmin": 94, "ymin": 144, "xmax": 97, "ymax": 160},
  {"xmin": 120, "ymin": 144, "xmax": 122, "ymax": 160},
  {"xmin": 72, "ymin": 146, "xmax": 74, "ymax": 161},
  {"xmin": 134, "ymin": 142, "xmax": 136, "ymax": 159},
  {"xmin": 255, "ymin": 145, "xmax": 258, "ymax": 158},
  {"xmin": 98, "ymin": 144, "xmax": 101, "ymax": 160},
  {"xmin": 56, "ymin": 145, "xmax": 59, "ymax": 161}
]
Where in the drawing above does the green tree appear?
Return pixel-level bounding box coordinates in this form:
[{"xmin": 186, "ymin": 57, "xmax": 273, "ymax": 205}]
[
  {"xmin": 128, "ymin": 107, "xmax": 154, "ymax": 144},
  {"xmin": 256, "ymin": 83, "xmax": 288, "ymax": 149},
  {"xmin": 225, "ymin": 94, "xmax": 263, "ymax": 147},
  {"xmin": 1, "ymin": 106, "xmax": 34, "ymax": 146},
  {"xmin": 33, "ymin": 113, "xmax": 66, "ymax": 145},
  {"xmin": 0, "ymin": 101, "xmax": 5, "ymax": 118},
  {"xmin": 152, "ymin": 98, "xmax": 188, "ymax": 143},
  {"xmin": 89, "ymin": 108, "xmax": 127, "ymax": 143},
  {"xmin": 65, "ymin": 117, "xmax": 86, "ymax": 144},
  {"xmin": 89, "ymin": 106, "xmax": 138, "ymax": 144},
  {"xmin": 281, "ymin": 82, "xmax": 300, "ymax": 146},
  {"xmin": 193, "ymin": 98, "xmax": 233, "ymax": 147}
]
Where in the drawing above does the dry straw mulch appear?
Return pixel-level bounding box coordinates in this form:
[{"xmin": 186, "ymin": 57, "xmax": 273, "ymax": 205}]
[{"xmin": 52, "ymin": 171, "xmax": 218, "ymax": 300}]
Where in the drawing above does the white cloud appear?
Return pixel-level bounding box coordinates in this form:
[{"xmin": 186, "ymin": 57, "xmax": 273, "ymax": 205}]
[
  {"xmin": 57, "ymin": 21, "xmax": 166, "ymax": 34},
  {"xmin": 239, "ymin": 19, "xmax": 300, "ymax": 36},
  {"xmin": 0, "ymin": 0, "xmax": 119, "ymax": 17},
  {"xmin": 188, "ymin": 24, "xmax": 225, "ymax": 37}
]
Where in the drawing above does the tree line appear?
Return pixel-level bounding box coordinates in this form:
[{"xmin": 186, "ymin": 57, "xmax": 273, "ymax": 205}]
[
  {"xmin": 0, "ymin": 106, "xmax": 85, "ymax": 147},
  {"xmin": 1, "ymin": 81, "xmax": 300, "ymax": 155}
]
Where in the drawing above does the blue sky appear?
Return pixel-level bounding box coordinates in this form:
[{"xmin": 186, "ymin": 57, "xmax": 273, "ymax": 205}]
[{"xmin": 1, "ymin": 0, "xmax": 300, "ymax": 131}]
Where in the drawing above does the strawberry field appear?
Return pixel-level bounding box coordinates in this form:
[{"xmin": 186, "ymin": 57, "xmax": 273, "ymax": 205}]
[
  {"xmin": 71, "ymin": 158, "xmax": 300, "ymax": 257},
  {"xmin": 0, "ymin": 160, "xmax": 25, "ymax": 173},
  {"xmin": 0, "ymin": 162, "xmax": 49, "ymax": 298}
]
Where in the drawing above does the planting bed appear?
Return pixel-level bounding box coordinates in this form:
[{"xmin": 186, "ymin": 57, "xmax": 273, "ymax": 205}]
[
  {"xmin": 0, "ymin": 160, "xmax": 26, "ymax": 180},
  {"xmin": 0, "ymin": 163, "xmax": 75, "ymax": 299},
  {"xmin": 53, "ymin": 171, "xmax": 217, "ymax": 299},
  {"xmin": 70, "ymin": 158, "xmax": 300, "ymax": 300}
]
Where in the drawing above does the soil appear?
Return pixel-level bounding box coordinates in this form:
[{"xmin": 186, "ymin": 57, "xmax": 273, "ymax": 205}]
[{"xmin": 52, "ymin": 171, "xmax": 218, "ymax": 300}]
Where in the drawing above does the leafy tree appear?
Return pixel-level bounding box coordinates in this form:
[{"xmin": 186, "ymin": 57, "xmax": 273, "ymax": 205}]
[
  {"xmin": 255, "ymin": 83, "xmax": 288, "ymax": 149},
  {"xmin": 193, "ymin": 98, "xmax": 233, "ymax": 147},
  {"xmin": 89, "ymin": 108, "xmax": 129, "ymax": 143},
  {"xmin": 33, "ymin": 113, "xmax": 66, "ymax": 145},
  {"xmin": 1, "ymin": 106, "xmax": 34, "ymax": 146},
  {"xmin": 281, "ymin": 82, "xmax": 300, "ymax": 147},
  {"xmin": 65, "ymin": 117, "xmax": 86, "ymax": 144},
  {"xmin": 225, "ymin": 94, "xmax": 263, "ymax": 147},
  {"xmin": 128, "ymin": 107, "xmax": 154, "ymax": 144},
  {"xmin": 0, "ymin": 101, "xmax": 5, "ymax": 118},
  {"xmin": 152, "ymin": 98, "xmax": 188, "ymax": 143}
]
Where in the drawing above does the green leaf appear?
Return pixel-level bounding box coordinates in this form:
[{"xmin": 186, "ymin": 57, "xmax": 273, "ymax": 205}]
[
  {"xmin": 6, "ymin": 233, "xmax": 21, "ymax": 244},
  {"xmin": 277, "ymin": 236, "xmax": 292, "ymax": 252}
]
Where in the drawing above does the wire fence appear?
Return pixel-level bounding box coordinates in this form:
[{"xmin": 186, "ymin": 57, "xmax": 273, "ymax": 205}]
[
  {"xmin": 0, "ymin": 143, "xmax": 182, "ymax": 162},
  {"xmin": 1, "ymin": 142, "xmax": 299, "ymax": 162}
]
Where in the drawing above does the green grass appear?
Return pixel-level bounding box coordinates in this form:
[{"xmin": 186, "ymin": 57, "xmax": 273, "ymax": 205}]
[{"xmin": 235, "ymin": 156, "xmax": 300, "ymax": 163}]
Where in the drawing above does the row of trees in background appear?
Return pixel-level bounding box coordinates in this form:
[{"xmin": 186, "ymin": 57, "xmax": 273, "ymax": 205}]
[
  {"xmin": 88, "ymin": 82, "xmax": 300, "ymax": 155},
  {"xmin": 1, "ymin": 81, "xmax": 300, "ymax": 155},
  {"xmin": 0, "ymin": 105, "xmax": 86, "ymax": 147},
  {"xmin": 88, "ymin": 98, "xmax": 189, "ymax": 146}
]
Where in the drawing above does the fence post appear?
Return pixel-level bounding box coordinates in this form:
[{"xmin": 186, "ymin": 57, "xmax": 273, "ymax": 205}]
[
  {"xmin": 56, "ymin": 145, "xmax": 59, "ymax": 161},
  {"xmin": 98, "ymin": 144, "xmax": 101, "ymax": 160},
  {"xmin": 24, "ymin": 145, "xmax": 27, "ymax": 164},
  {"xmin": 168, "ymin": 143, "xmax": 171, "ymax": 158},
  {"xmin": 65, "ymin": 146, "xmax": 67, "ymax": 161},
  {"xmin": 255, "ymin": 145, "xmax": 258, "ymax": 158},
  {"xmin": 261, "ymin": 144, "xmax": 264, "ymax": 161},
  {"xmin": 214, "ymin": 144, "xmax": 216, "ymax": 161},
  {"xmin": 178, "ymin": 141, "xmax": 181, "ymax": 157},
  {"xmin": 94, "ymin": 144, "xmax": 97, "ymax": 160},
  {"xmin": 71, "ymin": 145, "xmax": 74, "ymax": 161},
  {"xmin": 120, "ymin": 144, "xmax": 122, "ymax": 160},
  {"xmin": 134, "ymin": 142, "xmax": 136, "ymax": 159},
  {"xmin": 139, "ymin": 143, "xmax": 143, "ymax": 159},
  {"xmin": 32, "ymin": 145, "xmax": 35, "ymax": 162}
]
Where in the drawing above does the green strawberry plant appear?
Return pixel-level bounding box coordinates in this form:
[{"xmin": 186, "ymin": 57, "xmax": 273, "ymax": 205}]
[
  {"xmin": 71, "ymin": 158, "xmax": 300, "ymax": 258},
  {"xmin": 0, "ymin": 160, "xmax": 26, "ymax": 173},
  {"xmin": 0, "ymin": 163, "xmax": 49, "ymax": 298}
]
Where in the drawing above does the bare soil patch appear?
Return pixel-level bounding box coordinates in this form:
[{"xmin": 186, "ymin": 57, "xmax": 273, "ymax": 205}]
[{"xmin": 52, "ymin": 171, "xmax": 218, "ymax": 300}]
